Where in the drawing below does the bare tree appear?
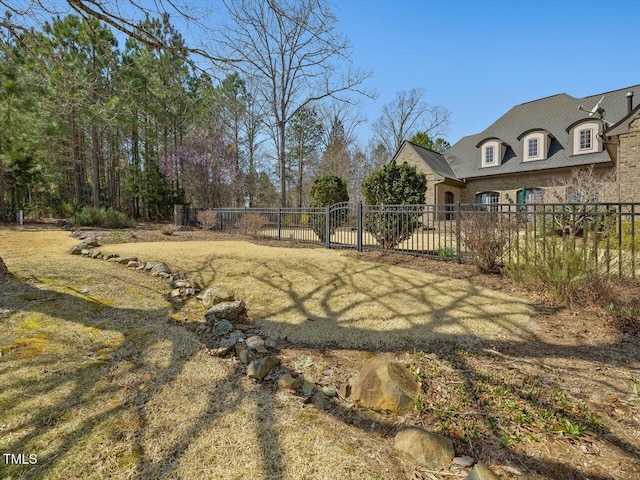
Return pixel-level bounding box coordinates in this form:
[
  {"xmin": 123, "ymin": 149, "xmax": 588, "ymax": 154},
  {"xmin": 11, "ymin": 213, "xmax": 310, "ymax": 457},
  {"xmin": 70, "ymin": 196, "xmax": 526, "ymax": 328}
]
[
  {"xmin": 218, "ymin": 0, "xmax": 371, "ymax": 207},
  {"xmin": 373, "ymin": 88, "xmax": 450, "ymax": 155},
  {"xmin": 0, "ymin": 0, "xmax": 227, "ymax": 62}
]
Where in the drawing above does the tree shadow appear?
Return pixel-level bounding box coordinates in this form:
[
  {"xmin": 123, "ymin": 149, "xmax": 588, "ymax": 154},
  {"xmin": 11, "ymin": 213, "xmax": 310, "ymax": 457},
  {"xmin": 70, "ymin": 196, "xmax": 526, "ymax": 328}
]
[{"xmin": 1, "ymin": 242, "xmax": 639, "ymax": 479}]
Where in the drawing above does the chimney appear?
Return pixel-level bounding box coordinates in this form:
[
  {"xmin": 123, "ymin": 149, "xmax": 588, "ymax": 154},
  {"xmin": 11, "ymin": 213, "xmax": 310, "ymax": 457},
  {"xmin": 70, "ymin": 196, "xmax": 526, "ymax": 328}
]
[{"xmin": 627, "ymin": 91, "xmax": 634, "ymax": 114}]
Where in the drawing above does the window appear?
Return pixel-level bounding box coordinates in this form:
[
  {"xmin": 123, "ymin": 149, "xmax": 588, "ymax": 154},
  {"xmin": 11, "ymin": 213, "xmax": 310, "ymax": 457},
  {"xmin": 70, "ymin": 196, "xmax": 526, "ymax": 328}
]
[
  {"xmin": 527, "ymin": 138, "xmax": 538, "ymax": 158},
  {"xmin": 517, "ymin": 187, "xmax": 544, "ymax": 205},
  {"xmin": 485, "ymin": 146, "xmax": 495, "ymax": 164},
  {"xmin": 579, "ymin": 129, "xmax": 592, "ymax": 150},
  {"xmin": 476, "ymin": 191, "xmax": 499, "ymax": 211}
]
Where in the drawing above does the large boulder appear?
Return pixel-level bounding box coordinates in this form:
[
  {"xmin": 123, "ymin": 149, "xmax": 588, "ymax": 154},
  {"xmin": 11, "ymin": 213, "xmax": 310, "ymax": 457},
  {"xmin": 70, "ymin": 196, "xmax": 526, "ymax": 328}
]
[
  {"xmin": 394, "ymin": 427, "xmax": 454, "ymax": 470},
  {"xmin": 349, "ymin": 358, "xmax": 421, "ymax": 414},
  {"xmin": 150, "ymin": 263, "xmax": 172, "ymax": 276},
  {"xmin": 201, "ymin": 287, "xmax": 234, "ymax": 308},
  {"xmin": 205, "ymin": 300, "xmax": 245, "ymax": 323}
]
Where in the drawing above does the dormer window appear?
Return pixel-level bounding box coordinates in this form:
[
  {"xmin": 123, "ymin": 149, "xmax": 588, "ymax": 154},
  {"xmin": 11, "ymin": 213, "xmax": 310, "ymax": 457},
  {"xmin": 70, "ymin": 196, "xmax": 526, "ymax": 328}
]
[
  {"xmin": 567, "ymin": 120, "xmax": 601, "ymax": 155},
  {"xmin": 518, "ymin": 130, "xmax": 550, "ymax": 161},
  {"xmin": 485, "ymin": 146, "xmax": 495, "ymax": 164},
  {"xmin": 477, "ymin": 138, "xmax": 504, "ymax": 167},
  {"xmin": 579, "ymin": 128, "xmax": 592, "ymax": 150}
]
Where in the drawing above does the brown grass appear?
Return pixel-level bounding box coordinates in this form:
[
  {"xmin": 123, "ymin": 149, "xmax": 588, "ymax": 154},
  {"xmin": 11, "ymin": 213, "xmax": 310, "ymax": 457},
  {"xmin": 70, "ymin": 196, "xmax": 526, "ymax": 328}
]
[{"xmin": 1, "ymin": 225, "xmax": 639, "ymax": 480}]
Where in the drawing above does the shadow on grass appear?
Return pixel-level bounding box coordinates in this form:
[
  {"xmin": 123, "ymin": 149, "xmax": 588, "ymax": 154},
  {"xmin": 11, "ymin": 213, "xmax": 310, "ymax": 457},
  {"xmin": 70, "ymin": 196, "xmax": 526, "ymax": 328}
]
[{"xmin": 0, "ymin": 245, "xmax": 638, "ymax": 479}]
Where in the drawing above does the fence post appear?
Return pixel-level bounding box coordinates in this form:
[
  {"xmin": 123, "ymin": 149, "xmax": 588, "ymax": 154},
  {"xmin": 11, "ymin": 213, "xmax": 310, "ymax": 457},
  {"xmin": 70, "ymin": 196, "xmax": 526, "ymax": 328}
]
[
  {"xmin": 455, "ymin": 202, "xmax": 461, "ymax": 264},
  {"xmin": 243, "ymin": 207, "xmax": 247, "ymax": 235},
  {"xmin": 277, "ymin": 208, "xmax": 282, "ymax": 240},
  {"xmin": 357, "ymin": 202, "xmax": 363, "ymax": 252},
  {"xmin": 325, "ymin": 205, "xmax": 331, "ymax": 249}
]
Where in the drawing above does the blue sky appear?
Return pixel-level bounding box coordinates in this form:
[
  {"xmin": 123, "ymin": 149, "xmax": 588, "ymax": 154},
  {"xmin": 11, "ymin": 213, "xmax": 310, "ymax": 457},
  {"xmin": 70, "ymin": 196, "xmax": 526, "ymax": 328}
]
[{"xmin": 334, "ymin": 0, "xmax": 640, "ymax": 145}]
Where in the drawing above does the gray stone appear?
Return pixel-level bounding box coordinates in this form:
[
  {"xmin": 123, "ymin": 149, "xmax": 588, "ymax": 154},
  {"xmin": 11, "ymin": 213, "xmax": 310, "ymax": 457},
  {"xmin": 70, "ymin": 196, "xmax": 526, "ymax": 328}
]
[
  {"xmin": 117, "ymin": 256, "xmax": 138, "ymax": 264},
  {"xmin": 170, "ymin": 289, "xmax": 182, "ymax": 298},
  {"xmin": 255, "ymin": 345, "xmax": 268, "ymax": 354},
  {"xmin": 219, "ymin": 337, "xmax": 236, "ymax": 349},
  {"xmin": 201, "ymin": 287, "xmax": 234, "ymax": 308},
  {"xmin": 238, "ymin": 348, "xmax": 256, "ymax": 365},
  {"xmin": 205, "ymin": 300, "xmax": 245, "ymax": 322},
  {"xmin": 245, "ymin": 335, "xmax": 265, "ymax": 349},
  {"xmin": 172, "ymin": 279, "xmax": 189, "ymax": 289},
  {"xmin": 465, "ymin": 462, "xmax": 501, "ymax": 480},
  {"xmin": 185, "ymin": 288, "xmax": 196, "ymax": 296},
  {"xmin": 321, "ymin": 385, "xmax": 337, "ymax": 397},
  {"xmin": 90, "ymin": 250, "xmax": 102, "ymax": 259},
  {"xmin": 214, "ymin": 320, "xmax": 233, "ymax": 335},
  {"xmin": 394, "ymin": 427, "xmax": 454, "ymax": 470},
  {"xmin": 310, "ymin": 390, "xmax": 332, "ymax": 410},
  {"xmin": 301, "ymin": 380, "xmax": 316, "ymax": 397},
  {"xmin": 70, "ymin": 245, "xmax": 83, "ymax": 255},
  {"xmin": 106, "ymin": 256, "xmax": 122, "ymax": 262},
  {"xmin": 277, "ymin": 374, "xmax": 302, "ymax": 390},
  {"xmin": 247, "ymin": 356, "xmax": 281, "ymax": 381},
  {"xmin": 127, "ymin": 261, "xmax": 140, "ymax": 268},
  {"xmin": 350, "ymin": 358, "xmax": 421, "ymax": 414},
  {"xmin": 150, "ymin": 263, "xmax": 172, "ymax": 276},
  {"xmin": 81, "ymin": 248, "xmax": 92, "ymax": 256},
  {"xmin": 81, "ymin": 237, "xmax": 100, "ymax": 248},
  {"xmin": 228, "ymin": 331, "xmax": 246, "ymax": 342},
  {"xmin": 453, "ymin": 456, "xmax": 476, "ymax": 467}
]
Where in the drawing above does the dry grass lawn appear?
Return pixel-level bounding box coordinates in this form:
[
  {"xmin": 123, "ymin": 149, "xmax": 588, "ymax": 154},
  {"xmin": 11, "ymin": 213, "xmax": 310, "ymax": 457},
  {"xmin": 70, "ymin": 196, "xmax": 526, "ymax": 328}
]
[
  {"xmin": 1, "ymin": 225, "xmax": 638, "ymax": 480},
  {"xmin": 98, "ymin": 240, "xmax": 535, "ymax": 349}
]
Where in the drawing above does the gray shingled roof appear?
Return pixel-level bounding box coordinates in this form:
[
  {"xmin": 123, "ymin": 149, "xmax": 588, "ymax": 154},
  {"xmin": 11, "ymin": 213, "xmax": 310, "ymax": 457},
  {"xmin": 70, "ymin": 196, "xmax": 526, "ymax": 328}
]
[
  {"xmin": 441, "ymin": 85, "xmax": 640, "ymax": 180},
  {"xmin": 403, "ymin": 141, "xmax": 458, "ymax": 179}
]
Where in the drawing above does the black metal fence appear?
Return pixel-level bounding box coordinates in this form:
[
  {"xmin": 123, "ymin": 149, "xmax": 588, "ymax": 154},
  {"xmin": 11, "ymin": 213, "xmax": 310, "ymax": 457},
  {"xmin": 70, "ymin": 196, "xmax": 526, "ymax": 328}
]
[{"xmin": 175, "ymin": 202, "xmax": 640, "ymax": 279}]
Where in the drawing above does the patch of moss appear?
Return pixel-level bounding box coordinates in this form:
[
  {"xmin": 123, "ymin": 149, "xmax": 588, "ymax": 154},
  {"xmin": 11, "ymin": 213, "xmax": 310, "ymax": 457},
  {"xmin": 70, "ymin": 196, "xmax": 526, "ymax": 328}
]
[{"xmin": 7, "ymin": 333, "xmax": 49, "ymax": 359}]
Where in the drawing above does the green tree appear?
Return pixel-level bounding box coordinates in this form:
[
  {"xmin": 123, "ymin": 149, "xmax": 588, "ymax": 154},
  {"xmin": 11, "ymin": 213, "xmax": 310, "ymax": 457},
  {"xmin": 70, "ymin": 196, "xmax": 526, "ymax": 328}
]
[
  {"xmin": 287, "ymin": 106, "xmax": 323, "ymax": 208},
  {"xmin": 308, "ymin": 174, "xmax": 349, "ymax": 242},
  {"xmin": 362, "ymin": 161, "xmax": 427, "ymax": 250},
  {"xmin": 409, "ymin": 131, "xmax": 451, "ymax": 153}
]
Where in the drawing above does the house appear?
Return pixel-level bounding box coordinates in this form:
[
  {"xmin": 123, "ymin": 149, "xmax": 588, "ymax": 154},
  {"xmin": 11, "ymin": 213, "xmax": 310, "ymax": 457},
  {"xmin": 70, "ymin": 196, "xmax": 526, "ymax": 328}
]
[{"xmin": 394, "ymin": 85, "xmax": 640, "ymax": 207}]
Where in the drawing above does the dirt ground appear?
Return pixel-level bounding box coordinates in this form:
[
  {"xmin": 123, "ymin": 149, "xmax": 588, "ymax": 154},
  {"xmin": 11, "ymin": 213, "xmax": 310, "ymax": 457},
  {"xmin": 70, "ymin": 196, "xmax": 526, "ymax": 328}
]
[{"xmin": 2, "ymin": 222, "xmax": 640, "ymax": 479}]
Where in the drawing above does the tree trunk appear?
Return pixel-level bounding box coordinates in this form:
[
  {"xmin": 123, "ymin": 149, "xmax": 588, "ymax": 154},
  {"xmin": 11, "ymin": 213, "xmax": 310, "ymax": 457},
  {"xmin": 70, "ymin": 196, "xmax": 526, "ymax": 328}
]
[
  {"xmin": 91, "ymin": 125, "xmax": 100, "ymax": 208},
  {"xmin": 0, "ymin": 135, "xmax": 5, "ymax": 222},
  {"xmin": 278, "ymin": 120, "xmax": 287, "ymax": 207}
]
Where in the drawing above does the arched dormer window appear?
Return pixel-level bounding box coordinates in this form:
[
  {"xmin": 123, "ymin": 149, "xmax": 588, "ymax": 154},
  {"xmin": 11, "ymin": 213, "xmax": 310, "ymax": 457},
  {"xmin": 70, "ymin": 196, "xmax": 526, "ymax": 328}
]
[
  {"xmin": 517, "ymin": 129, "xmax": 552, "ymax": 162},
  {"xmin": 566, "ymin": 119, "xmax": 602, "ymax": 155},
  {"xmin": 476, "ymin": 138, "xmax": 507, "ymax": 168}
]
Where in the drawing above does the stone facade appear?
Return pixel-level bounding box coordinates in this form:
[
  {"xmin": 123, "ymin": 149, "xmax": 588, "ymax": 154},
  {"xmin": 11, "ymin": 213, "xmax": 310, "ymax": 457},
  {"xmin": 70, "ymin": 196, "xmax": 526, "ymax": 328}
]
[{"xmin": 617, "ymin": 115, "xmax": 640, "ymax": 203}]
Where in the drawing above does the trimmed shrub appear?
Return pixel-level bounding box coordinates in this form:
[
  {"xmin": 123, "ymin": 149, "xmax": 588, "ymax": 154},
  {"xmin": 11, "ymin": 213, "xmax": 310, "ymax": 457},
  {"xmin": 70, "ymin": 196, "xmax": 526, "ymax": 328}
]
[
  {"xmin": 309, "ymin": 175, "xmax": 349, "ymax": 242},
  {"xmin": 361, "ymin": 162, "xmax": 426, "ymax": 250}
]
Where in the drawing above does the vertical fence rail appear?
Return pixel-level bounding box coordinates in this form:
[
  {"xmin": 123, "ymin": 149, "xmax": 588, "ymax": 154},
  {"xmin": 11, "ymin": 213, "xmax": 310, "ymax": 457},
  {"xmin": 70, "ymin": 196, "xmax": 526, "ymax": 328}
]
[{"xmin": 177, "ymin": 202, "xmax": 640, "ymax": 279}]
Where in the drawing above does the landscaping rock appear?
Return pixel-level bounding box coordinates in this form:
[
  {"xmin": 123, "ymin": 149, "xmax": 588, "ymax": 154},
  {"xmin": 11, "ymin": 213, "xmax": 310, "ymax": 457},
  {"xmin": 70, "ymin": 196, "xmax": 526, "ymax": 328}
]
[
  {"xmin": 185, "ymin": 288, "xmax": 196, "ymax": 297},
  {"xmin": 214, "ymin": 320, "xmax": 233, "ymax": 335},
  {"xmin": 90, "ymin": 250, "xmax": 102, "ymax": 259},
  {"xmin": 238, "ymin": 348, "xmax": 256, "ymax": 365},
  {"xmin": 204, "ymin": 300, "xmax": 245, "ymax": 322},
  {"xmin": 219, "ymin": 337, "xmax": 236, "ymax": 349},
  {"xmin": 394, "ymin": 427, "xmax": 454, "ymax": 470},
  {"xmin": 107, "ymin": 256, "xmax": 122, "ymax": 262},
  {"xmin": 81, "ymin": 248, "xmax": 92, "ymax": 256},
  {"xmin": 228, "ymin": 331, "xmax": 246, "ymax": 342},
  {"xmin": 277, "ymin": 374, "xmax": 302, "ymax": 390},
  {"xmin": 170, "ymin": 289, "xmax": 182, "ymax": 298},
  {"xmin": 127, "ymin": 261, "xmax": 140, "ymax": 268},
  {"xmin": 453, "ymin": 456, "xmax": 476, "ymax": 467},
  {"xmin": 310, "ymin": 390, "xmax": 332, "ymax": 410},
  {"xmin": 350, "ymin": 358, "xmax": 421, "ymax": 414},
  {"xmin": 301, "ymin": 379, "xmax": 316, "ymax": 397},
  {"xmin": 150, "ymin": 263, "xmax": 172, "ymax": 276},
  {"xmin": 117, "ymin": 256, "xmax": 138, "ymax": 264},
  {"xmin": 247, "ymin": 356, "xmax": 281, "ymax": 381},
  {"xmin": 70, "ymin": 245, "xmax": 83, "ymax": 255},
  {"xmin": 465, "ymin": 462, "xmax": 501, "ymax": 480},
  {"xmin": 81, "ymin": 237, "xmax": 100, "ymax": 248},
  {"xmin": 172, "ymin": 279, "xmax": 189, "ymax": 288},
  {"xmin": 104, "ymin": 253, "xmax": 118, "ymax": 260},
  {"xmin": 201, "ymin": 287, "xmax": 234, "ymax": 308},
  {"xmin": 245, "ymin": 335, "xmax": 265, "ymax": 349}
]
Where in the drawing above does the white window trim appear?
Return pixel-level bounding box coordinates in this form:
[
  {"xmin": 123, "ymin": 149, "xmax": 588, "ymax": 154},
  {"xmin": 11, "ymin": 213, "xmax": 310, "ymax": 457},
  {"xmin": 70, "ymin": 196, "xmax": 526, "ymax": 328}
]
[
  {"xmin": 571, "ymin": 121, "xmax": 600, "ymax": 155},
  {"xmin": 480, "ymin": 140, "xmax": 501, "ymax": 167},
  {"xmin": 522, "ymin": 132, "xmax": 546, "ymax": 161}
]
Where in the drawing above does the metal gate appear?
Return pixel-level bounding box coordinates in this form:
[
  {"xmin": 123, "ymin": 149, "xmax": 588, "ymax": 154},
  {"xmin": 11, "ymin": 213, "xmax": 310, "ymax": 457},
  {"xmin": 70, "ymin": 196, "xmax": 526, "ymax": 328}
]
[{"xmin": 326, "ymin": 202, "xmax": 361, "ymax": 250}]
